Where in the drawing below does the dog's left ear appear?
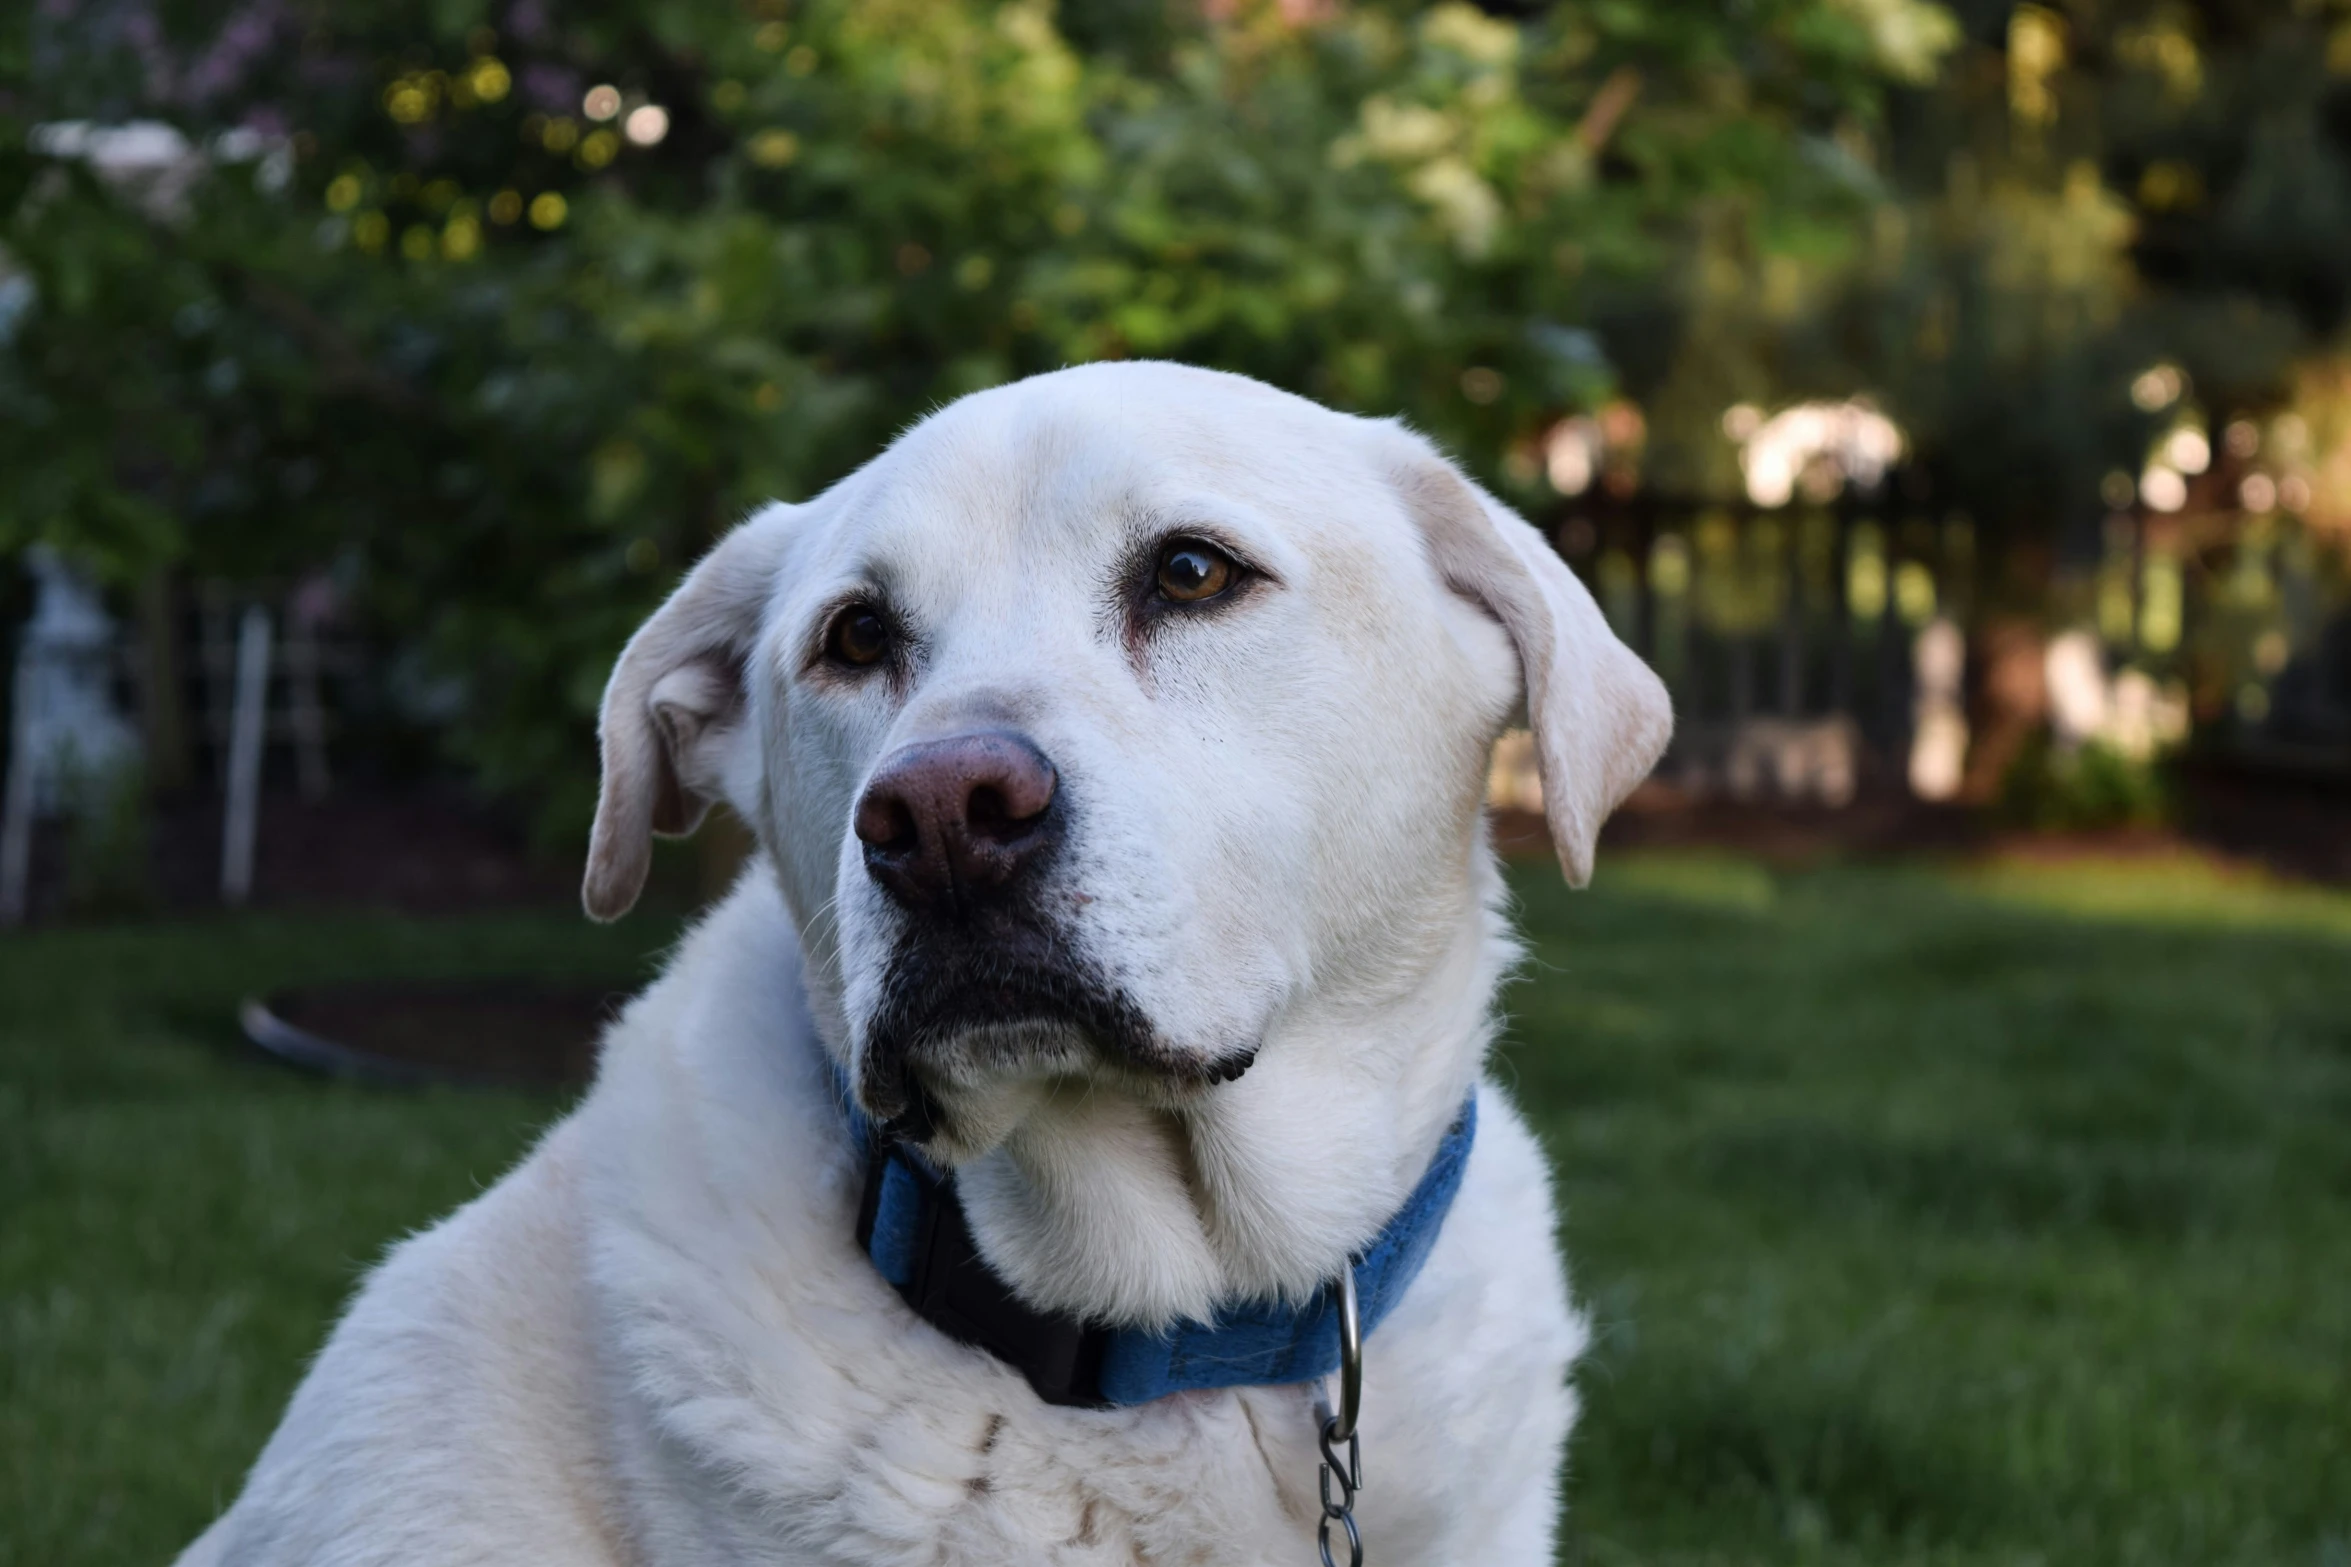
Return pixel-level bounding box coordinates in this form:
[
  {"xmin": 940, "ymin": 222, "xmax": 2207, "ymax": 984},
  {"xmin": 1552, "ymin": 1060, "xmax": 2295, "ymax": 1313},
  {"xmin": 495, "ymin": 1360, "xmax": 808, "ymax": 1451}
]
[
  {"xmin": 1381, "ymin": 424, "xmax": 1673, "ymax": 887},
  {"xmin": 582, "ymin": 506, "xmax": 795, "ymax": 921}
]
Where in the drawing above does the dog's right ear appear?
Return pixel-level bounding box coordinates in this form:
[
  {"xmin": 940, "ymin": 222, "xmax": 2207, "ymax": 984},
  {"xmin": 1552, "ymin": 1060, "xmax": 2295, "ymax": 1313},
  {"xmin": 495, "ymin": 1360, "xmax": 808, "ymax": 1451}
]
[{"xmin": 582, "ymin": 507, "xmax": 795, "ymax": 921}]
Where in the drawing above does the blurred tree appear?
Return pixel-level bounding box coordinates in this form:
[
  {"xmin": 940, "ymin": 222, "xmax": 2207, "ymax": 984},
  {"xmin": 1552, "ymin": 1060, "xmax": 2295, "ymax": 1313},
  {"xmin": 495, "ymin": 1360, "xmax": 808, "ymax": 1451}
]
[
  {"xmin": 1660, "ymin": 0, "xmax": 2351, "ymax": 575},
  {"xmin": 0, "ymin": 0, "xmax": 2028, "ymax": 836}
]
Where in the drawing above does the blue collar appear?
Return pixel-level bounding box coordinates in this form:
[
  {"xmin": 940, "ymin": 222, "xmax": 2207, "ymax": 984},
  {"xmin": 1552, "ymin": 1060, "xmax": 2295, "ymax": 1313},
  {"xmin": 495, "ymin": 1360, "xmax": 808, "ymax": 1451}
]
[{"xmin": 841, "ymin": 1078, "xmax": 1477, "ymax": 1408}]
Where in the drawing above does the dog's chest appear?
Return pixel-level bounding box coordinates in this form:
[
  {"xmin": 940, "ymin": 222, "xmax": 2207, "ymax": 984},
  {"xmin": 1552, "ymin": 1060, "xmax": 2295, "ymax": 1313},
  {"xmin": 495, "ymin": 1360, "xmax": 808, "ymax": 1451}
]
[{"xmin": 615, "ymin": 1353, "xmax": 1327, "ymax": 1567}]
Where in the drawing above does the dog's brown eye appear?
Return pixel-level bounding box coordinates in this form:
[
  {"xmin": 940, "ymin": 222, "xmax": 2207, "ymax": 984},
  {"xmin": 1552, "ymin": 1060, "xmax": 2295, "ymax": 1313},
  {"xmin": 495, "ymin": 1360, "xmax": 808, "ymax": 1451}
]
[
  {"xmin": 826, "ymin": 605, "xmax": 892, "ymax": 667},
  {"xmin": 1155, "ymin": 540, "xmax": 1236, "ymax": 604}
]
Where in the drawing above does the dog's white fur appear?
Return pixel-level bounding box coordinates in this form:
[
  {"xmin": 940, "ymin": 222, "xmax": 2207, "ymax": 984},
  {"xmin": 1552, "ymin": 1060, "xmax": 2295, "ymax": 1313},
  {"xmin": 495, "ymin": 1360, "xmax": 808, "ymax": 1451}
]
[{"xmin": 177, "ymin": 363, "xmax": 1670, "ymax": 1566}]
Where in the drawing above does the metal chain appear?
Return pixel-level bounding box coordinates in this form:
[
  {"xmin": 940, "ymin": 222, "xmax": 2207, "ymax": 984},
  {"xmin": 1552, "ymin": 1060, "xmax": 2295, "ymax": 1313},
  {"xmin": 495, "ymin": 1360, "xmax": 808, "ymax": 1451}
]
[
  {"xmin": 1317, "ymin": 1414, "xmax": 1363, "ymax": 1567},
  {"xmin": 1313, "ymin": 1267, "xmax": 1365, "ymax": 1566}
]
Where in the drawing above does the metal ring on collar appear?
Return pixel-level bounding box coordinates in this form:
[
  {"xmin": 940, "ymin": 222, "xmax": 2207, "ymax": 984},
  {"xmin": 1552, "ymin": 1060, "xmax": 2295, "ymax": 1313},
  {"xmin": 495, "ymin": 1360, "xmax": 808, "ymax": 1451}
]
[{"xmin": 1330, "ymin": 1265, "xmax": 1362, "ymax": 1442}]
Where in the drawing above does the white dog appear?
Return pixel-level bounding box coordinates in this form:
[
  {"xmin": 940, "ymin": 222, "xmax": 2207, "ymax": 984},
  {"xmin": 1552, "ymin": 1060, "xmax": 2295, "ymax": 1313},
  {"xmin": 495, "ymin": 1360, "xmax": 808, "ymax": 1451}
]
[{"xmin": 177, "ymin": 363, "xmax": 1670, "ymax": 1567}]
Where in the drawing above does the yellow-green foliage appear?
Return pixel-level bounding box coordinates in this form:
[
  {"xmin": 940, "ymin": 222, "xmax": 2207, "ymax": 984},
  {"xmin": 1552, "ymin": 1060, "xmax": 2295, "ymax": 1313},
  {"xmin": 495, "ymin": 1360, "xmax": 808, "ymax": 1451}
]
[{"xmin": 0, "ymin": 0, "xmax": 1949, "ymax": 835}]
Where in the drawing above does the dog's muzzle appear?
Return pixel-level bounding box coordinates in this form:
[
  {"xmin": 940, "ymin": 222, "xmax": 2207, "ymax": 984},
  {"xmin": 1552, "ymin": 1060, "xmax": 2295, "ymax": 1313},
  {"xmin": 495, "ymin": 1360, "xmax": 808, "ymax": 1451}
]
[{"xmin": 848, "ymin": 727, "xmax": 1252, "ymax": 1138}]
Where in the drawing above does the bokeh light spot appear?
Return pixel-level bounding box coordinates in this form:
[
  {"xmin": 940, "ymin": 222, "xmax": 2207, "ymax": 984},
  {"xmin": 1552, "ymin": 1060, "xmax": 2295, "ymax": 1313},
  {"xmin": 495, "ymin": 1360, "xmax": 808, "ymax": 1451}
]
[
  {"xmin": 2139, "ymin": 466, "xmax": 2186, "ymax": 512},
  {"xmin": 2130, "ymin": 363, "xmax": 2184, "ymax": 412},
  {"xmin": 468, "ymin": 58, "xmax": 510, "ymax": 103},
  {"xmin": 625, "ymin": 106, "xmax": 670, "ymax": 147},
  {"xmin": 749, "ymin": 129, "xmax": 800, "ymax": 168}
]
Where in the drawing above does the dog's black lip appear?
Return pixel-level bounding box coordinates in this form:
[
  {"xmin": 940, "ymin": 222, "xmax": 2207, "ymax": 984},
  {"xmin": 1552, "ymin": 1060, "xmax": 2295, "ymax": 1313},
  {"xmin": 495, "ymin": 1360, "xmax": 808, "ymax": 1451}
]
[
  {"xmin": 855, "ymin": 940, "xmax": 1254, "ymax": 1135},
  {"xmin": 879, "ymin": 1074, "xmax": 947, "ymax": 1145}
]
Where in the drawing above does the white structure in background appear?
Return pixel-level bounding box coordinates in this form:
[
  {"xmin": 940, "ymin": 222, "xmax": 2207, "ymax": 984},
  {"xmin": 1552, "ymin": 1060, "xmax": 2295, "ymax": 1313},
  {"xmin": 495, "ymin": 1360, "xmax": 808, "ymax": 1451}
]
[
  {"xmin": 1641, "ymin": 717, "xmax": 1860, "ymax": 808},
  {"xmin": 2043, "ymin": 630, "xmax": 2111, "ymax": 746},
  {"xmin": 0, "ymin": 266, "xmax": 32, "ymax": 347},
  {"xmin": 1733, "ymin": 399, "xmax": 1906, "ymax": 508},
  {"xmin": 1908, "ymin": 616, "xmax": 1969, "ymax": 800},
  {"xmin": 2043, "ymin": 629, "xmax": 2189, "ymax": 759},
  {"xmin": 1490, "ymin": 719, "xmax": 1861, "ymax": 815},
  {"xmin": 1720, "ymin": 716, "xmax": 1859, "ymax": 806},
  {"xmin": 0, "ymin": 549, "xmax": 142, "ymax": 924},
  {"xmin": 28, "ymin": 120, "xmax": 290, "ymax": 220}
]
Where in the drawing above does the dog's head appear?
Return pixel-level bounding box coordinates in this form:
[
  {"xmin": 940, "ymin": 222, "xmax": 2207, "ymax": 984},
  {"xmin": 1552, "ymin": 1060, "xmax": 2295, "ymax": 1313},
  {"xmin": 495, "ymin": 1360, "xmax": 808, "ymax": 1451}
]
[{"xmin": 580, "ymin": 364, "xmax": 1667, "ymax": 1309}]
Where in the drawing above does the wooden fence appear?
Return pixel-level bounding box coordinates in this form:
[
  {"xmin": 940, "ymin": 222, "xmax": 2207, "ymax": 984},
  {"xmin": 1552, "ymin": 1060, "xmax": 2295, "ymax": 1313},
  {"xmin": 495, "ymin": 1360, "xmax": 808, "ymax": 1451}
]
[
  {"xmin": 1543, "ymin": 492, "xmax": 1972, "ymax": 801},
  {"xmin": 1544, "ymin": 489, "xmax": 2351, "ymax": 797}
]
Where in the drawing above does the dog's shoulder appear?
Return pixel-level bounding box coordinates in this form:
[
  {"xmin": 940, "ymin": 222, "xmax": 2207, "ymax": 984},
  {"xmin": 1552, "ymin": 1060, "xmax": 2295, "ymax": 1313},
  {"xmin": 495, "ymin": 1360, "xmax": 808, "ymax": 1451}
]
[
  {"xmin": 178, "ymin": 872, "xmax": 830, "ymax": 1567},
  {"xmin": 177, "ymin": 1116, "xmax": 629, "ymax": 1566}
]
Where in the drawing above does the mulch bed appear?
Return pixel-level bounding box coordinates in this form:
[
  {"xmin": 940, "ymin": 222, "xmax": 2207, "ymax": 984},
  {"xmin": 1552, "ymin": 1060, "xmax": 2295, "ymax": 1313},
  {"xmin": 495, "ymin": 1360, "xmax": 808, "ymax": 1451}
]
[
  {"xmin": 244, "ymin": 979, "xmax": 625, "ymax": 1091},
  {"xmin": 2175, "ymin": 760, "xmax": 2351, "ymax": 884},
  {"xmin": 14, "ymin": 760, "xmax": 2345, "ymax": 926},
  {"xmin": 1504, "ymin": 762, "xmax": 2349, "ymax": 886}
]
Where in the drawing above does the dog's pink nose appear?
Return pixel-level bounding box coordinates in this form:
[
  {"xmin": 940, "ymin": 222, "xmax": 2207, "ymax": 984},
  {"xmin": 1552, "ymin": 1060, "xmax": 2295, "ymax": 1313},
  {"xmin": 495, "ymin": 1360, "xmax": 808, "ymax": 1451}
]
[{"xmin": 855, "ymin": 732, "xmax": 1059, "ymax": 914}]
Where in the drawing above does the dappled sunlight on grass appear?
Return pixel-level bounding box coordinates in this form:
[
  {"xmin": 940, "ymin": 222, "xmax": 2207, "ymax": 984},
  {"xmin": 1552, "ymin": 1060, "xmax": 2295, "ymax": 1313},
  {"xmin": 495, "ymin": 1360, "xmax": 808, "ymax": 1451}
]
[
  {"xmin": 1505, "ymin": 851, "xmax": 2351, "ymax": 1566},
  {"xmin": 1954, "ymin": 849, "xmax": 2351, "ymax": 941},
  {"xmin": 1585, "ymin": 850, "xmax": 1780, "ymax": 916}
]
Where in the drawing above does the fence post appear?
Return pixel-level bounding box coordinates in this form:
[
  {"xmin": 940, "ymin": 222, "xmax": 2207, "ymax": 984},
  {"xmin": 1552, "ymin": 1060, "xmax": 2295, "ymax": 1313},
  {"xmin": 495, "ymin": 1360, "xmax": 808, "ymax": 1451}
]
[
  {"xmin": 219, "ymin": 604, "xmax": 272, "ymax": 907},
  {"xmin": 1830, "ymin": 506, "xmax": 1855, "ymax": 721},
  {"xmin": 1779, "ymin": 514, "xmax": 1806, "ymax": 715}
]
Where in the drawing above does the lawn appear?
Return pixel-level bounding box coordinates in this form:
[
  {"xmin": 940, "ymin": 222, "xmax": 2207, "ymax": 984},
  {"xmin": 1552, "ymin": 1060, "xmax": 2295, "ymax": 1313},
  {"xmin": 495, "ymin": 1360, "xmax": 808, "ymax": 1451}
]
[{"xmin": 4, "ymin": 852, "xmax": 2348, "ymax": 1566}]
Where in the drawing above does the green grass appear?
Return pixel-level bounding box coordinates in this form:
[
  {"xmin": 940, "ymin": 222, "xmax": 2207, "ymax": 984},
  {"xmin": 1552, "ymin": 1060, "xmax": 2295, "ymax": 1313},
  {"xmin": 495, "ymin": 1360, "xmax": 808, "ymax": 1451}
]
[
  {"xmin": 4, "ymin": 854, "xmax": 2349, "ymax": 1565},
  {"xmin": 1514, "ymin": 853, "xmax": 2351, "ymax": 1567},
  {"xmin": 0, "ymin": 910, "xmax": 681, "ymax": 1567}
]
